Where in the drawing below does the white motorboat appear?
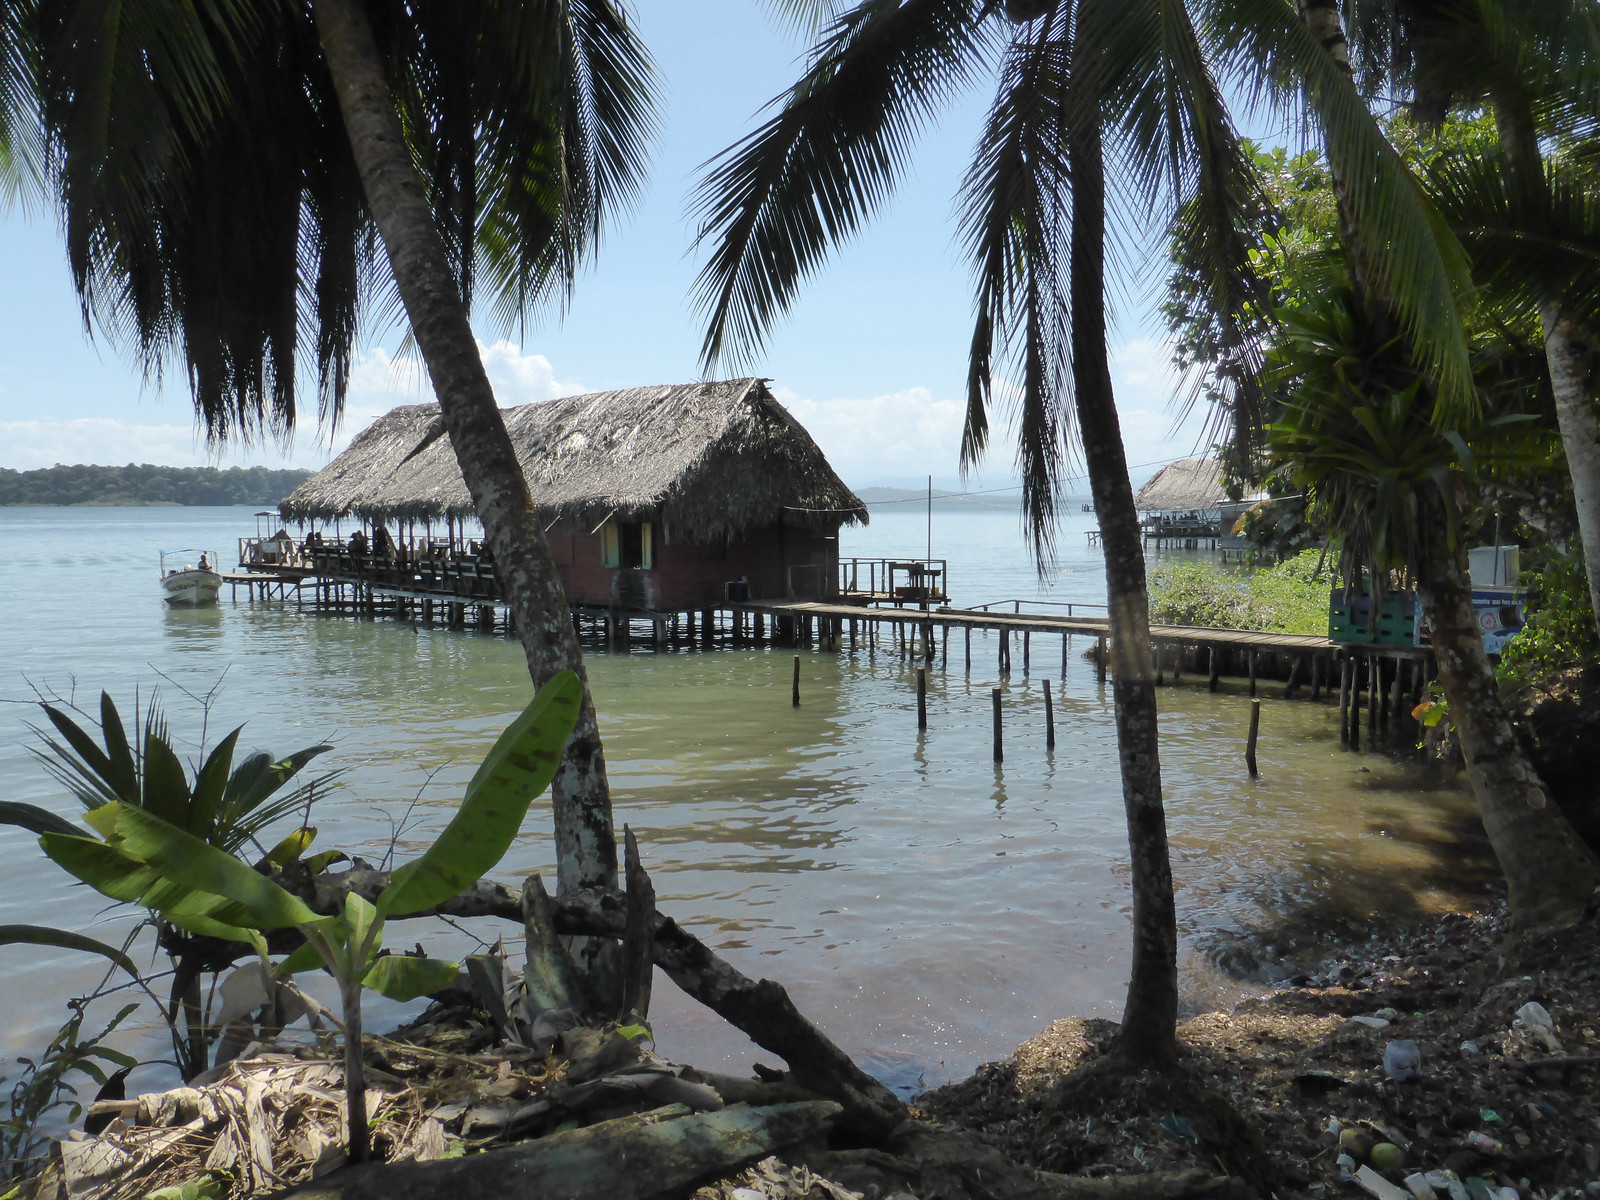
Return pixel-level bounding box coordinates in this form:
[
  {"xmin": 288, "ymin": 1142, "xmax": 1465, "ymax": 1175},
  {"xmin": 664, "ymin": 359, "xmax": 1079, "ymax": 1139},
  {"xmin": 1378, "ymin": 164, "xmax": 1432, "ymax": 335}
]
[{"xmin": 160, "ymin": 549, "xmax": 223, "ymax": 606}]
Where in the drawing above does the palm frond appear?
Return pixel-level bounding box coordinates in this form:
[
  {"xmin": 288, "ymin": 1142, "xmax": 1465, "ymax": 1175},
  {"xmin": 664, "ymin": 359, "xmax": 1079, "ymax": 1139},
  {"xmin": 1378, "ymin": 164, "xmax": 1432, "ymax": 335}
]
[
  {"xmin": 1080, "ymin": 0, "xmax": 1271, "ymax": 451},
  {"xmin": 1206, "ymin": 0, "xmax": 1477, "ymax": 424},
  {"xmin": 955, "ymin": 6, "xmax": 1072, "ymax": 559},
  {"xmin": 692, "ymin": 0, "xmax": 995, "ymax": 369},
  {"xmin": 1429, "ymin": 146, "xmax": 1600, "ymax": 321}
]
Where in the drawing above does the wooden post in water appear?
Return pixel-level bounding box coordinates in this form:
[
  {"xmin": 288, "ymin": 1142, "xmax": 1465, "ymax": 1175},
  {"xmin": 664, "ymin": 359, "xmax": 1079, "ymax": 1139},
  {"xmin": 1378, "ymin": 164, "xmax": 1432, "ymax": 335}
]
[
  {"xmin": 1044, "ymin": 678, "xmax": 1056, "ymax": 749},
  {"xmin": 792, "ymin": 656, "xmax": 801, "ymax": 708},
  {"xmin": 1209, "ymin": 646, "xmax": 1221, "ymax": 693},
  {"xmin": 964, "ymin": 626, "xmax": 971, "ymax": 672},
  {"xmin": 917, "ymin": 667, "xmax": 927, "ymax": 730},
  {"xmin": 992, "ymin": 688, "xmax": 1003, "ymax": 762},
  {"xmin": 1000, "ymin": 630, "xmax": 1010, "ymax": 675},
  {"xmin": 1310, "ymin": 654, "xmax": 1323, "ymax": 702},
  {"xmin": 1338, "ymin": 653, "xmax": 1352, "ymax": 746},
  {"xmin": 941, "ymin": 624, "xmax": 948, "ymax": 668},
  {"xmin": 1388, "ymin": 657, "xmax": 1404, "ymax": 738},
  {"xmin": 1248, "ymin": 650, "xmax": 1257, "ymax": 697},
  {"xmin": 1061, "ymin": 633, "xmax": 1069, "ymax": 678},
  {"xmin": 1023, "ymin": 631, "xmax": 1031, "ymax": 674},
  {"xmin": 1367, "ymin": 653, "xmax": 1380, "ymax": 742},
  {"xmin": 1096, "ymin": 635, "xmax": 1107, "ymax": 683},
  {"xmin": 1246, "ymin": 698, "xmax": 1261, "ymax": 777},
  {"xmin": 1350, "ymin": 656, "xmax": 1362, "ymax": 752},
  {"xmin": 1155, "ymin": 643, "xmax": 1165, "ymax": 687},
  {"xmin": 1283, "ymin": 655, "xmax": 1302, "ymax": 700}
]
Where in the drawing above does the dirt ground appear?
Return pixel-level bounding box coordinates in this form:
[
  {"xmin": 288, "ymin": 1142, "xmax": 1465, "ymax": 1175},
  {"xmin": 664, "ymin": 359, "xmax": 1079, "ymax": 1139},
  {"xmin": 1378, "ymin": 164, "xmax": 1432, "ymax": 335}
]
[{"xmin": 915, "ymin": 904, "xmax": 1600, "ymax": 1198}]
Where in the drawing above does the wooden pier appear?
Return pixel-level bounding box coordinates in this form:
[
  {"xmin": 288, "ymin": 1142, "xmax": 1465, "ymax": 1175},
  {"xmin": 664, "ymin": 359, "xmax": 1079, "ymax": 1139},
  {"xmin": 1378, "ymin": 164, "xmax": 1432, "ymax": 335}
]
[{"xmin": 227, "ymin": 560, "xmax": 1433, "ymax": 753}]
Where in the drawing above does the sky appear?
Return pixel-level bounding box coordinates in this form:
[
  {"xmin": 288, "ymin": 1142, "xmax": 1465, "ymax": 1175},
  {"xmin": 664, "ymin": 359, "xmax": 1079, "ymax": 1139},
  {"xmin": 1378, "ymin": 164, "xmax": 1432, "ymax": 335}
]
[{"xmin": 0, "ymin": 2, "xmax": 1215, "ymax": 494}]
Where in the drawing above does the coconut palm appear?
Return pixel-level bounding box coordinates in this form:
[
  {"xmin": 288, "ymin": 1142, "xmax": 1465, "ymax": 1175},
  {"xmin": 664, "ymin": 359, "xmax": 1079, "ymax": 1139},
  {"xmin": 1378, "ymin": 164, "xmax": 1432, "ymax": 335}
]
[
  {"xmin": 693, "ymin": 0, "xmax": 1472, "ymax": 1064},
  {"xmin": 19, "ymin": 0, "xmax": 658, "ymax": 929},
  {"xmin": 1265, "ymin": 280, "xmax": 1600, "ymax": 937}
]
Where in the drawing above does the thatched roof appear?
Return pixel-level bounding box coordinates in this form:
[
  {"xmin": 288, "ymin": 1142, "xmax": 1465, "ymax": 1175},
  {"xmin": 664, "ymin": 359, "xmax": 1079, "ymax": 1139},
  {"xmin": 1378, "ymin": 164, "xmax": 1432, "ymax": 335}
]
[
  {"xmin": 1134, "ymin": 457, "xmax": 1228, "ymax": 512},
  {"xmin": 279, "ymin": 378, "xmax": 867, "ymax": 540}
]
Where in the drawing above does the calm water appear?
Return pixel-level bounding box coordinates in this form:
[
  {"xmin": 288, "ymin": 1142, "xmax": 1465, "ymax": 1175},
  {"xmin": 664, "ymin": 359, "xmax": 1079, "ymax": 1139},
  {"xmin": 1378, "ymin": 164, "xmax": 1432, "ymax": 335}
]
[{"xmin": 0, "ymin": 503, "xmax": 1490, "ymax": 1095}]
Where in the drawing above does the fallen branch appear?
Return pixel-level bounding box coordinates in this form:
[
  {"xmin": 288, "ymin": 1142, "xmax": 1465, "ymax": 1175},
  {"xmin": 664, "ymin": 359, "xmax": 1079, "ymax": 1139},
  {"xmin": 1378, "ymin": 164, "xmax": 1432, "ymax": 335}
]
[
  {"xmin": 267, "ymin": 1100, "xmax": 842, "ymax": 1200},
  {"xmin": 554, "ymin": 890, "xmax": 911, "ymax": 1140}
]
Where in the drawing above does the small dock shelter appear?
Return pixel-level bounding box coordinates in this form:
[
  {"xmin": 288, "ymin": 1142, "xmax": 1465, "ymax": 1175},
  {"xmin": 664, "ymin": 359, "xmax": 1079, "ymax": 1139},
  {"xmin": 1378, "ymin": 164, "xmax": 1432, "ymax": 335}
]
[
  {"xmin": 277, "ymin": 378, "xmax": 869, "ymax": 613},
  {"xmin": 1132, "ymin": 457, "xmax": 1254, "ymax": 554}
]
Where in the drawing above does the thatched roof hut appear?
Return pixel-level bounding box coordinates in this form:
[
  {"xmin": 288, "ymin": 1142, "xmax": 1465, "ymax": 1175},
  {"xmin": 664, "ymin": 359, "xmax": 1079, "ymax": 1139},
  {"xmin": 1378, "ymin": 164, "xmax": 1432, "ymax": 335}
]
[
  {"xmin": 1133, "ymin": 457, "xmax": 1228, "ymax": 513},
  {"xmin": 280, "ymin": 378, "xmax": 867, "ymax": 541}
]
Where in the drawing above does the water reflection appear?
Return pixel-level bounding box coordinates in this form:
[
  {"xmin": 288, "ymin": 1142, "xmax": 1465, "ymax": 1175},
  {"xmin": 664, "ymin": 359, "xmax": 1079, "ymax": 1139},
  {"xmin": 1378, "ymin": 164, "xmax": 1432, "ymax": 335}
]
[{"xmin": 161, "ymin": 604, "xmax": 225, "ymax": 645}]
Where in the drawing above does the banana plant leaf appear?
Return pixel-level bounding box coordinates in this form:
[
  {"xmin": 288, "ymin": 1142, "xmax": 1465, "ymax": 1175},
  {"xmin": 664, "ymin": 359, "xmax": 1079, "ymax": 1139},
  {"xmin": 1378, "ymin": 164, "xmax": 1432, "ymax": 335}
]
[
  {"xmin": 362, "ymin": 953, "xmax": 459, "ymax": 1002},
  {"xmin": 381, "ymin": 670, "xmax": 581, "ymax": 917},
  {"xmin": 111, "ymin": 804, "xmax": 319, "ymax": 929},
  {"xmin": 0, "ymin": 924, "xmax": 138, "ymax": 977}
]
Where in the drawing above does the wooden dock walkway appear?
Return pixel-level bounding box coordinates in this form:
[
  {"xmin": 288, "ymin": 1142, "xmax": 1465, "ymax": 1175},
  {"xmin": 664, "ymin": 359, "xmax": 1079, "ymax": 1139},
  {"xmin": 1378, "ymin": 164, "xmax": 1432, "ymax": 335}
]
[{"xmin": 225, "ymin": 563, "xmax": 1431, "ymax": 753}]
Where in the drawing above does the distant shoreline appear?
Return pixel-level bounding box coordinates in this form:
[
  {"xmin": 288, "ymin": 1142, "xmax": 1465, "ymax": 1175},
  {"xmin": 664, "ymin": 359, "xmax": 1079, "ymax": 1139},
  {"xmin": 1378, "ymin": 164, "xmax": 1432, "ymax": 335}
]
[{"xmin": 0, "ymin": 464, "xmax": 310, "ymax": 507}]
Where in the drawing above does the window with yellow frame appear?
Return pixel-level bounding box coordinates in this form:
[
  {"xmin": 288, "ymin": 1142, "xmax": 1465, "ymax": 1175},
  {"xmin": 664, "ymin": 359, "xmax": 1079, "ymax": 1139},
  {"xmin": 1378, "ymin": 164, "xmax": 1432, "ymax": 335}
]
[{"xmin": 600, "ymin": 520, "xmax": 652, "ymax": 569}]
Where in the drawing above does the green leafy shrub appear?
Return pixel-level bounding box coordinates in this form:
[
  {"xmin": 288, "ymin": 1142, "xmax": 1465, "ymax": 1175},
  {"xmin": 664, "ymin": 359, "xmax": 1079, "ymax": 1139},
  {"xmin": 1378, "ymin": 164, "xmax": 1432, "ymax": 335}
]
[
  {"xmin": 1497, "ymin": 555, "xmax": 1600, "ymax": 686},
  {"xmin": 1148, "ymin": 549, "xmax": 1331, "ymax": 635}
]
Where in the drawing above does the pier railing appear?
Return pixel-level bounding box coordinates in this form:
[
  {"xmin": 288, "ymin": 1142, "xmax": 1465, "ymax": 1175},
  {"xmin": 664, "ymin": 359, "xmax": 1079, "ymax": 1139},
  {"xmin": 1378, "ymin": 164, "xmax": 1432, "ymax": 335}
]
[
  {"xmin": 839, "ymin": 557, "xmax": 949, "ymax": 605},
  {"xmin": 962, "ymin": 598, "xmax": 1109, "ymax": 619}
]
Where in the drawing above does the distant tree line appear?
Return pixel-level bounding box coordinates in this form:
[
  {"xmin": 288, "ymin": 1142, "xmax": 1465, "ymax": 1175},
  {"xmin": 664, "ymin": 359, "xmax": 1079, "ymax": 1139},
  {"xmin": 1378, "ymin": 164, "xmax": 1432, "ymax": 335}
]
[{"xmin": 0, "ymin": 464, "xmax": 311, "ymax": 506}]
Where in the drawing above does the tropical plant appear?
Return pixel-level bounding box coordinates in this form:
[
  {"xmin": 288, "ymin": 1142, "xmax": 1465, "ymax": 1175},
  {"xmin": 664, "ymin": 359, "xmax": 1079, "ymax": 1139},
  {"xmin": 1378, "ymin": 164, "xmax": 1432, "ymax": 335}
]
[
  {"xmin": 1, "ymin": 690, "xmax": 337, "ymax": 1080},
  {"xmin": 1265, "ymin": 280, "xmax": 1600, "ymax": 937},
  {"xmin": 12, "ymin": 0, "xmax": 658, "ymax": 962},
  {"xmin": 1339, "ymin": 0, "xmax": 1600, "ymax": 639},
  {"xmin": 1, "ymin": 997, "xmax": 139, "ymax": 1179},
  {"xmin": 35, "ymin": 670, "xmax": 584, "ymax": 1164},
  {"xmin": 692, "ymin": 0, "xmax": 1473, "ymax": 1067}
]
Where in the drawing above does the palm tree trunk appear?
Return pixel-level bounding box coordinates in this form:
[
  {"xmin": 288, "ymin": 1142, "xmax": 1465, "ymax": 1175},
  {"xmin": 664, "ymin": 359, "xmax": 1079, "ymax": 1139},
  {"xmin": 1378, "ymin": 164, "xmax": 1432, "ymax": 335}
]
[
  {"xmin": 1069, "ymin": 122, "xmax": 1178, "ymax": 1065},
  {"xmin": 1494, "ymin": 99, "xmax": 1600, "ymax": 638},
  {"xmin": 308, "ymin": 0, "xmax": 617, "ymax": 905},
  {"xmin": 1412, "ymin": 503, "xmax": 1600, "ymax": 939}
]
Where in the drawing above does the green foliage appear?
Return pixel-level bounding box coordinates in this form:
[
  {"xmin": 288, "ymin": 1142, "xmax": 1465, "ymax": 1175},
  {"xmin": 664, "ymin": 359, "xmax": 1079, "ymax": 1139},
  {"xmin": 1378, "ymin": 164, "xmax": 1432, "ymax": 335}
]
[
  {"xmin": 1148, "ymin": 549, "xmax": 1332, "ymax": 635},
  {"xmin": 1, "ymin": 1001, "xmax": 138, "ymax": 1179},
  {"xmin": 1497, "ymin": 555, "xmax": 1600, "ymax": 685},
  {"xmin": 43, "ymin": 671, "xmax": 584, "ymax": 1162},
  {"xmin": 24, "ymin": 691, "xmax": 338, "ymax": 857},
  {"xmin": 0, "ymin": 464, "xmax": 309, "ymax": 506},
  {"xmin": 7, "ymin": 689, "xmax": 339, "ymax": 1079}
]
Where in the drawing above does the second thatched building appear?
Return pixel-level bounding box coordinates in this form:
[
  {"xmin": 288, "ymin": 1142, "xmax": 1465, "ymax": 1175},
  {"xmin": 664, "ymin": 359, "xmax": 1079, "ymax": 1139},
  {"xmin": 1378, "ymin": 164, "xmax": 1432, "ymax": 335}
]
[{"xmin": 279, "ymin": 377, "xmax": 868, "ymax": 612}]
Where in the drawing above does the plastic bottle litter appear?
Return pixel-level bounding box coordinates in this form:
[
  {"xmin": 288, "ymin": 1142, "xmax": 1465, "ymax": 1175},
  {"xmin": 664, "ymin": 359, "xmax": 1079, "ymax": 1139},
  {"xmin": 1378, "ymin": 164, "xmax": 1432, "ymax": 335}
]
[
  {"xmin": 1403, "ymin": 1173, "xmax": 1438, "ymax": 1200},
  {"xmin": 1337, "ymin": 1152, "xmax": 1359, "ymax": 1181},
  {"xmin": 1353, "ymin": 1165, "xmax": 1414, "ymax": 1200},
  {"xmin": 1465, "ymin": 1131, "xmax": 1503, "ymax": 1154},
  {"xmin": 1460, "ymin": 1040, "xmax": 1481, "ymax": 1058},
  {"xmin": 1385, "ymin": 1039, "xmax": 1423, "ymax": 1081}
]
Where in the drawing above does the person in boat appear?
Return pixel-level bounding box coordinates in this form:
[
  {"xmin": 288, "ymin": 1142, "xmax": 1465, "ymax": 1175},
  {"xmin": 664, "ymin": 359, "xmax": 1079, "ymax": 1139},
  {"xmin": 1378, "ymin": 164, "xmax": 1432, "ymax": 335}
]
[{"xmin": 198, "ymin": 553, "xmax": 210, "ymax": 571}]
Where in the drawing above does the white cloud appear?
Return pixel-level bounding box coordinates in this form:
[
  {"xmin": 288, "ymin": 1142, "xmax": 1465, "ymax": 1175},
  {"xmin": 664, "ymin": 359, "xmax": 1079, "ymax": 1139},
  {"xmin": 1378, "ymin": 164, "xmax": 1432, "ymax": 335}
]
[
  {"xmin": 0, "ymin": 340, "xmax": 585, "ymax": 472},
  {"xmin": 768, "ymin": 337, "xmax": 1209, "ymax": 491}
]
